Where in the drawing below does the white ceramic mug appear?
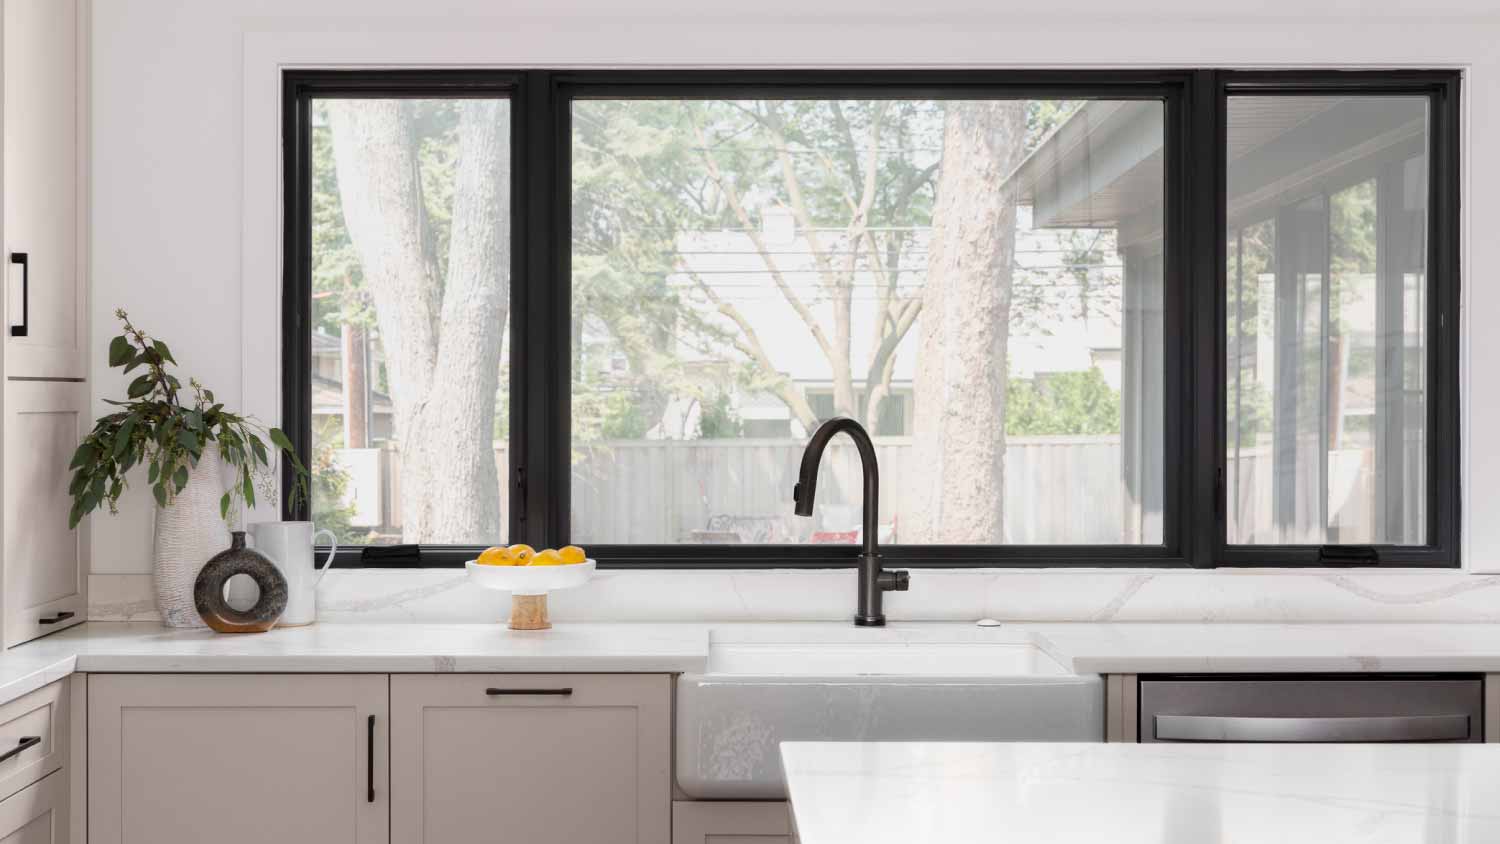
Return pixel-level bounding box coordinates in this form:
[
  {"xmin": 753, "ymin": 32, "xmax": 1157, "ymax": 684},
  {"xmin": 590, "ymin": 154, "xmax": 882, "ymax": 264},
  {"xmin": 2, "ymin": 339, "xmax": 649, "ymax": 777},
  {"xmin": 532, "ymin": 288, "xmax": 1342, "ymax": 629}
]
[{"xmin": 247, "ymin": 521, "xmax": 337, "ymax": 627}]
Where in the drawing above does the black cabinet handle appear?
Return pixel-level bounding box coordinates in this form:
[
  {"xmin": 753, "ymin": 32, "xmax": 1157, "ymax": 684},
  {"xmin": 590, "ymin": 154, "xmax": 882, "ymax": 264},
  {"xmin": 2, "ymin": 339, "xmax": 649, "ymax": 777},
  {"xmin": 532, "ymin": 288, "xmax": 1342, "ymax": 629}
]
[
  {"xmin": 0, "ymin": 737, "xmax": 41, "ymax": 764},
  {"xmin": 9, "ymin": 253, "xmax": 27, "ymax": 338},
  {"xmin": 366, "ymin": 714, "xmax": 375, "ymax": 803},
  {"xmin": 37, "ymin": 612, "xmax": 74, "ymax": 626},
  {"xmin": 485, "ymin": 687, "xmax": 573, "ymax": 696}
]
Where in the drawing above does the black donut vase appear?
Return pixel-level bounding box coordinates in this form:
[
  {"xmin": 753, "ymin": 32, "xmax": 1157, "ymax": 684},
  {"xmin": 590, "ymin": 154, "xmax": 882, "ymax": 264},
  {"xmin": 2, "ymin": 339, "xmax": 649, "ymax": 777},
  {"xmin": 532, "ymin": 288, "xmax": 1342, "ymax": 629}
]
[{"xmin": 193, "ymin": 531, "xmax": 288, "ymax": 633}]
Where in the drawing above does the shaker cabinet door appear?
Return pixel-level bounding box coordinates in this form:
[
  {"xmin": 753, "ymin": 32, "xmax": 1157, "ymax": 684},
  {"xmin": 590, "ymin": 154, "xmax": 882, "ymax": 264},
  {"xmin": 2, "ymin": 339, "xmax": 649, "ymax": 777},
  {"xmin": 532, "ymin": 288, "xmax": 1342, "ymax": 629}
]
[
  {"xmin": 3, "ymin": 380, "xmax": 86, "ymax": 647},
  {"xmin": 2, "ymin": 0, "xmax": 86, "ymax": 379},
  {"xmin": 390, "ymin": 674, "xmax": 672, "ymax": 844},
  {"xmin": 88, "ymin": 674, "xmax": 389, "ymax": 844}
]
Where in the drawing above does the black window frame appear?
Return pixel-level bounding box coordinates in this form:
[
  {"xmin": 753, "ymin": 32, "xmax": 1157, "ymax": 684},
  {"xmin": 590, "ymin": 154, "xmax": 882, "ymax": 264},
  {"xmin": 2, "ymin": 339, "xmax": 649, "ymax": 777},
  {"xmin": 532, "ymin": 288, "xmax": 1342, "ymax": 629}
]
[
  {"xmin": 281, "ymin": 68, "xmax": 1460, "ymax": 570},
  {"xmin": 1208, "ymin": 70, "xmax": 1461, "ymax": 567}
]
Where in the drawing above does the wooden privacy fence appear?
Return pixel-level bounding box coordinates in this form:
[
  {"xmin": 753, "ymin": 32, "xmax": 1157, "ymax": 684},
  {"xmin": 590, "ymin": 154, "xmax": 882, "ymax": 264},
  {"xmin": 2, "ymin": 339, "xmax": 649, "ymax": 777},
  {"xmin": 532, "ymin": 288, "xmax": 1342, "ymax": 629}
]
[
  {"xmin": 569, "ymin": 437, "xmax": 1132, "ymax": 544},
  {"xmin": 343, "ymin": 436, "xmax": 1414, "ymax": 546},
  {"xmin": 347, "ymin": 435, "xmax": 1136, "ymax": 545}
]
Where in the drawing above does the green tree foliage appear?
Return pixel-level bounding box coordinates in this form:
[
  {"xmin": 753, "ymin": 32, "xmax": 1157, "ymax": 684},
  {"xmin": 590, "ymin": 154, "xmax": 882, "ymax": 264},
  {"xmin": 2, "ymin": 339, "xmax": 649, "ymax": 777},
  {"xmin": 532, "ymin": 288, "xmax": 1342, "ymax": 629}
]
[
  {"xmin": 1005, "ymin": 368, "xmax": 1121, "ymax": 437},
  {"xmin": 308, "ymin": 418, "xmax": 362, "ymax": 543},
  {"xmin": 695, "ymin": 392, "xmax": 744, "ymax": 439},
  {"xmin": 571, "ymin": 99, "xmax": 947, "ymax": 433}
]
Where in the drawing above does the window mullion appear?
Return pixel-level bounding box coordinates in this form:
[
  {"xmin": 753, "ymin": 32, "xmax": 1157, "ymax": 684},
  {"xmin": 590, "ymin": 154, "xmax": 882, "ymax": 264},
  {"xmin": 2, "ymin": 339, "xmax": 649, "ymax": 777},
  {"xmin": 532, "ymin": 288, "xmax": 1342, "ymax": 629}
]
[{"xmin": 1191, "ymin": 68, "xmax": 1224, "ymax": 568}]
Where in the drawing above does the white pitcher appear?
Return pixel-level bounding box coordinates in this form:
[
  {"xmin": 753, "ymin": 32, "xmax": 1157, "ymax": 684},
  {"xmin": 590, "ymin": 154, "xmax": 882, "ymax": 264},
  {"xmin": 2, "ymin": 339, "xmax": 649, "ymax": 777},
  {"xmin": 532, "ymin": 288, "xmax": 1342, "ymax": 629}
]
[{"xmin": 247, "ymin": 521, "xmax": 337, "ymax": 627}]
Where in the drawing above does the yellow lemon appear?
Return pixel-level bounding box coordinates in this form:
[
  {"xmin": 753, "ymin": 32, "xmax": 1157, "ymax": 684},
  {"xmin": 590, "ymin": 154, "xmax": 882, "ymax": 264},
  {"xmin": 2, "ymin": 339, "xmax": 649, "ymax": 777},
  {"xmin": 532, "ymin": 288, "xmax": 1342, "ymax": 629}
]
[
  {"xmin": 476, "ymin": 546, "xmax": 514, "ymax": 566},
  {"xmin": 506, "ymin": 544, "xmax": 536, "ymax": 565},
  {"xmin": 530, "ymin": 549, "xmax": 566, "ymax": 566},
  {"xmin": 558, "ymin": 545, "xmax": 587, "ymax": 565}
]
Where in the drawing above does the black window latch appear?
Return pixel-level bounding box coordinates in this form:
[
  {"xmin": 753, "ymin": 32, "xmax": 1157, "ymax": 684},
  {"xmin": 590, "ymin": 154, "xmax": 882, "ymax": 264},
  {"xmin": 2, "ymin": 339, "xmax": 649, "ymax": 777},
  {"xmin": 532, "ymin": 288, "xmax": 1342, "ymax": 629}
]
[
  {"xmin": 361, "ymin": 544, "xmax": 421, "ymax": 568},
  {"xmin": 1318, "ymin": 545, "xmax": 1379, "ymax": 565}
]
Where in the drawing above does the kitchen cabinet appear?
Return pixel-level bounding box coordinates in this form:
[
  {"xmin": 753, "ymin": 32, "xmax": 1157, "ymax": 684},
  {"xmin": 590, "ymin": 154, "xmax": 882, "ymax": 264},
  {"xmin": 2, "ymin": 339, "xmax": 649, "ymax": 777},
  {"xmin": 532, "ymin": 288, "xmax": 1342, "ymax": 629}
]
[
  {"xmin": 2, "ymin": 380, "xmax": 86, "ymax": 646},
  {"xmin": 0, "ymin": 0, "xmax": 90, "ymax": 650},
  {"xmin": 3, "ymin": 0, "xmax": 88, "ymax": 379},
  {"xmin": 87, "ymin": 674, "xmax": 388, "ymax": 844},
  {"xmin": 673, "ymin": 801, "xmax": 791, "ymax": 844},
  {"xmin": 0, "ymin": 772, "xmax": 66, "ymax": 844},
  {"xmin": 390, "ymin": 674, "xmax": 671, "ymax": 844}
]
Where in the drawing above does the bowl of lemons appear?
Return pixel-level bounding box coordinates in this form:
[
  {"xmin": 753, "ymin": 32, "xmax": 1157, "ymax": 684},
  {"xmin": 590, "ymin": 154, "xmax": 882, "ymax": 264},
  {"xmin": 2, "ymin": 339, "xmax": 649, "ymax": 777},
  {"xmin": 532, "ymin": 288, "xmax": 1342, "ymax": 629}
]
[{"xmin": 465, "ymin": 545, "xmax": 594, "ymax": 630}]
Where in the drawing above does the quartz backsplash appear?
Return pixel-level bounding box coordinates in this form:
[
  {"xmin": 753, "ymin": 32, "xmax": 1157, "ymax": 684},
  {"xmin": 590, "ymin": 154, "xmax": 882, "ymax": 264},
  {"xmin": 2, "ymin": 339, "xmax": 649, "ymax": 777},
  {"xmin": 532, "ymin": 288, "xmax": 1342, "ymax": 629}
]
[{"xmin": 88, "ymin": 567, "xmax": 1500, "ymax": 624}]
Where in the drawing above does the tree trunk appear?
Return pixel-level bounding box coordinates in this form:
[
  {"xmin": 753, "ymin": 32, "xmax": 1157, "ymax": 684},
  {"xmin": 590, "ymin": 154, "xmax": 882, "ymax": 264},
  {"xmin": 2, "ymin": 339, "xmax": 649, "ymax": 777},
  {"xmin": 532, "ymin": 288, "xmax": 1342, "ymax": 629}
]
[
  {"xmin": 329, "ymin": 100, "xmax": 510, "ymax": 543},
  {"xmin": 905, "ymin": 102, "xmax": 1027, "ymax": 543},
  {"xmin": 341, "ymin": 323, "xmax": 369, "ymax": 449}
]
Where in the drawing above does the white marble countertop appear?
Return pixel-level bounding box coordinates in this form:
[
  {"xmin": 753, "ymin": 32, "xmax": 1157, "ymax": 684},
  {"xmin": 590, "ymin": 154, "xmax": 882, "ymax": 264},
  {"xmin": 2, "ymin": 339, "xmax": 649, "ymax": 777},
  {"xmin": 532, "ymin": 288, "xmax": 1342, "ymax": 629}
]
[
  {"xmin": 1, "ymin": 620, "xmax": 1499, "ymax": 708},
  {"xmin": 0, "ymin": 622, "xmax": 713, "ymax": 704},
  {"xmin": 1028, "ymin": 622, "xmax": 1500, "ymax": 674},
  {"xmin": 781, "ymin": 741, "xmax": 1500, "ymax": 843}
]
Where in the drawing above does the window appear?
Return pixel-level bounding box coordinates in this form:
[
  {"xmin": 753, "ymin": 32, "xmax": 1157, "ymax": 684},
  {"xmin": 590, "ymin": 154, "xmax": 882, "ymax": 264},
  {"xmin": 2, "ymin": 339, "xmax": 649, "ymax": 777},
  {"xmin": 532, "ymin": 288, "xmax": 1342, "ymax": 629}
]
[
  {"xmin": 1215, "ymin": 75, "xmax": 1458, "ymax": 566},
  {"xmin": 283, "ymin": 70, "xmax": 1459, "ymax": 568},
  {"xmin": 569, "ymin": 96, "xmax": 1164, "ymax": 547},
  {"xmin": 286, "ymin": 79, "xmax": 514, "ymax": 550}
]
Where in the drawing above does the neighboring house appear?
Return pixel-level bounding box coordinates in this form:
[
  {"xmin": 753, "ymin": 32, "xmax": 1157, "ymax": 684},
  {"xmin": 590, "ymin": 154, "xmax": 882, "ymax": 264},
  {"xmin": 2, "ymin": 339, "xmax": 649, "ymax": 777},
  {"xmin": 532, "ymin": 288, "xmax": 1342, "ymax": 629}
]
[
  {"xmin": 310, "ymin": 329, "xmax": 395, "ymax": 445},
  {"xmin": 1006, "ymin": 96, "xmax": 1428, "ymax": 545}
]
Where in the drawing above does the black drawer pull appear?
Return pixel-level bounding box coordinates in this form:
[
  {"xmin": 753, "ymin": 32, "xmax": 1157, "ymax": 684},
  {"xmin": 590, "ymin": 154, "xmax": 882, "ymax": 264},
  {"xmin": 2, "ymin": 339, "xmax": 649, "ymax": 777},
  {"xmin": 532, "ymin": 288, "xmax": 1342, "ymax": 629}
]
[
  {"xmin": 9, "ymin": 253, "xmax": 26, "ymax": 338},
  {"xmin": 37, "ymin": 612, "xmax": 74, "ymax": 626},
  {"xmin": 485, "ymin": 687, "xmax": 573, "ymax": 696},
  {"xmin": 366, "ymin": 714, "xmax": 375, "ymax": 803},
  {"xmin": 0, "ymin": 737, "xmax": 41, "ymax": 764}
]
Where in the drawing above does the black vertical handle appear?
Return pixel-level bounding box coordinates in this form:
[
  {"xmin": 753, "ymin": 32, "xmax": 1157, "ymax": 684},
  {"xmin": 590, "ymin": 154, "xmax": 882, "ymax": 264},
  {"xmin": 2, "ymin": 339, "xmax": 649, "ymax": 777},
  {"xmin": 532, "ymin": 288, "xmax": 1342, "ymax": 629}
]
[
  {"xmin": 366, "ymin": 714, "xmax": 375, "ymax": 803},
  {"xmin": 9, "ymin": 253, "xmax": 27, "ymax": 338}
]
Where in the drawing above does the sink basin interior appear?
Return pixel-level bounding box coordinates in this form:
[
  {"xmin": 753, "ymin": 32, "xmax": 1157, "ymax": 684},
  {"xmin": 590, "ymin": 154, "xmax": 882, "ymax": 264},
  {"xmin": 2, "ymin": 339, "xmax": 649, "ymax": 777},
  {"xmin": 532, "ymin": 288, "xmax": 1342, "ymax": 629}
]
[{"xmin": 707, "ymin": 640, "xmax": 1069, "ymax": 677}]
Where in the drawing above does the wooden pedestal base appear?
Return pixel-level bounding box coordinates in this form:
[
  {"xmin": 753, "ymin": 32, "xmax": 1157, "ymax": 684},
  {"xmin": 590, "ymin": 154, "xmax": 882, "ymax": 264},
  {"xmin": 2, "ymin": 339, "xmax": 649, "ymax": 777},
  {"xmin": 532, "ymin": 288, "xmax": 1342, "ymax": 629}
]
[{"xmin": 509, "ymin": 594, "xmax": 551, "ymax": 630}]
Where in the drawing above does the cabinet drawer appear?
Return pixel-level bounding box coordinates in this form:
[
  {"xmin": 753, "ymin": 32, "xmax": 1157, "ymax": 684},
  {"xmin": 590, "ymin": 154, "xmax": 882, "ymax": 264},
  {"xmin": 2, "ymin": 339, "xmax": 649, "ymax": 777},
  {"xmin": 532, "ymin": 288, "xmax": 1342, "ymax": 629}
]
[
  {"xmin": 0, "ymin": 682, "xmax": 65, "ymax": 803},
  {"xmin": 0, "ymin": 770, "xmax": 67, "ymax": 843},
  {"xmin": 673, "ymin": 801, "xmax": 791, "ymax": 844}
]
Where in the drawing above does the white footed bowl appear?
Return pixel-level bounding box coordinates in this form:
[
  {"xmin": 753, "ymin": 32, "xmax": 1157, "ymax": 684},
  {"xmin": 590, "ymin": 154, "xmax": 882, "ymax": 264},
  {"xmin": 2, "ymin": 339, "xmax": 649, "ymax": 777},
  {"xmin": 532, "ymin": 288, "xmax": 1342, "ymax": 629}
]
[{"xmin": 465, "ymin": 559, "xmax": 596, "ymax": 597}]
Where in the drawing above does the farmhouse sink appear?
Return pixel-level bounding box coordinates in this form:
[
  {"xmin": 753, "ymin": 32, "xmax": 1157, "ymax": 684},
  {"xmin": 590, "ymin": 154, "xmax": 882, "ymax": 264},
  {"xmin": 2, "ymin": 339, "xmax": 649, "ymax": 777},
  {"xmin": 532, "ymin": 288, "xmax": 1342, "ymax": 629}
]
[{"xmin": 675, "ymin": 625, "xmax": 1103, "ymax": 799}]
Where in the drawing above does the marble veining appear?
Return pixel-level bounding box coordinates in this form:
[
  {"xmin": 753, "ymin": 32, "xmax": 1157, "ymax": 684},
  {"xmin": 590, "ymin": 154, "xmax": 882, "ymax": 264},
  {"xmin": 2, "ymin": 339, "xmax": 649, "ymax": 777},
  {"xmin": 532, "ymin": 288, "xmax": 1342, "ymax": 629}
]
[
  {"xmin": 781, "ymin": 742, "xmax": 1500, "ymax": 844},
  {"xmin": 88, "ymin": 568, "xmax": 1500, "ymax": 625}
]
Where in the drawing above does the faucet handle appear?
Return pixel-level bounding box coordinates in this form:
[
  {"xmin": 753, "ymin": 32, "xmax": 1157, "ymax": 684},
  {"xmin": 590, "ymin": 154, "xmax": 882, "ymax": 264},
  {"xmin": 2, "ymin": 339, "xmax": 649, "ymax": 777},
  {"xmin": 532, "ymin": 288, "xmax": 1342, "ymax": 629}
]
[{"xmin": 879, "ymin": 569, "xmax": 910, "ymax": 592}]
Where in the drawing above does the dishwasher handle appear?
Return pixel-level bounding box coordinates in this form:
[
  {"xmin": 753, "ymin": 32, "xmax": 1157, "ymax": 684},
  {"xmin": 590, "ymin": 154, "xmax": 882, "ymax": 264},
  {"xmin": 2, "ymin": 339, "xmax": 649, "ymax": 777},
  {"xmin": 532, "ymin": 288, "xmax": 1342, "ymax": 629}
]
[{"xmin": 1154, "ymin": 713, "xmax": 1472, "ymax": 743}]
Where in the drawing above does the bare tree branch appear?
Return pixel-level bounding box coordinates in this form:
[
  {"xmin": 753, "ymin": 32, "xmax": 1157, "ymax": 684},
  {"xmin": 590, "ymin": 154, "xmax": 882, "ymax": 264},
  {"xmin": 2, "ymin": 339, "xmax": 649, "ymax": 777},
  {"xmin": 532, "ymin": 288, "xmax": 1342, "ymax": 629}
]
[
  {"xmin": 689, "ymin": 113, "xmax": 837, "ymax": 368},
  {"xmin": 683, "ymin": 265, "xmax": 819, "ymax": 429}
]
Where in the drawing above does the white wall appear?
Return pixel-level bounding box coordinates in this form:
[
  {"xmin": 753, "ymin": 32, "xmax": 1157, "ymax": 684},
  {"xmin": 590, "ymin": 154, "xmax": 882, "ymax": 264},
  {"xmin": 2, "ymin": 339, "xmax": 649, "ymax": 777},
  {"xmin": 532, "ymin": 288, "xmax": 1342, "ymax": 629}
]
[{"xmin": 89, "ymin": 0, "xmax": 1500, "ymax": 587}]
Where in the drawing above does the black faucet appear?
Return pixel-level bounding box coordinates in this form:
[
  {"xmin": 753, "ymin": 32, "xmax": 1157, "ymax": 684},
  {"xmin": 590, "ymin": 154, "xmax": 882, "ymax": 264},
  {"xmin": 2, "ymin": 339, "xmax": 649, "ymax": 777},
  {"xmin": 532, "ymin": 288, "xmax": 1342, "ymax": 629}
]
[{"xmin": 792, "ymin": 417, "xmax": 909, "ymax": 627}]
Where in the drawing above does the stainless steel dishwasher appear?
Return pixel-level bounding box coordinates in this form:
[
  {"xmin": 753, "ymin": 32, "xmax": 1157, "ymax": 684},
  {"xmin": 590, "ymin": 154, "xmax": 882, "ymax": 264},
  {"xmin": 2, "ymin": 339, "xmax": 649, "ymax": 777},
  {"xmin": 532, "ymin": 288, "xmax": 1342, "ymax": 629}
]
[{"xmin": 1138, "ymin": 675, "xmax": 1484, "ymax": 743}]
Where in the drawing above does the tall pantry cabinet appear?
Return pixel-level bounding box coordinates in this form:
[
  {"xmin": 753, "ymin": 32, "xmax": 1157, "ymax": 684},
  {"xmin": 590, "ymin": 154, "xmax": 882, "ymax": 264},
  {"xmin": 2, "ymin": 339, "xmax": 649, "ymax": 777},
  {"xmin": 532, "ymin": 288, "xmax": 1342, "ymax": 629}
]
[{"xmin": 1, "ymin": 0, "xmax": 89, "ymax": 646}]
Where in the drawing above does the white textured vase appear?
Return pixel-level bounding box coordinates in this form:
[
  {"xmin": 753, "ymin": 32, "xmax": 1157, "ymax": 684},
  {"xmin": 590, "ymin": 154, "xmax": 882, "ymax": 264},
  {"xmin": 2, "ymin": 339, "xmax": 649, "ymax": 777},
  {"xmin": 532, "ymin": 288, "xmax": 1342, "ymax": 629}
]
[{"xmin": 152, "ymin": 448, "xmax": 231, "ymax": 628}]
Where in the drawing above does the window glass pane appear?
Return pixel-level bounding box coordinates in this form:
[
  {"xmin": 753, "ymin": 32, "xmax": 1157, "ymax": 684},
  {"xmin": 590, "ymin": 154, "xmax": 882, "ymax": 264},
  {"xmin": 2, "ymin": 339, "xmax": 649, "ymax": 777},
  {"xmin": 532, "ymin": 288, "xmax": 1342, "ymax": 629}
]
[
  {"xmin": 308, "ymin": 98, "xmax": 511, "ymax": 545},
  {"xmin": 570, "ymin": 98, "xmax": 1165, "ymax": 545},
  {"xmin": 1225, "ymin": 95, "xmax": 1428, "ymax": 545}
]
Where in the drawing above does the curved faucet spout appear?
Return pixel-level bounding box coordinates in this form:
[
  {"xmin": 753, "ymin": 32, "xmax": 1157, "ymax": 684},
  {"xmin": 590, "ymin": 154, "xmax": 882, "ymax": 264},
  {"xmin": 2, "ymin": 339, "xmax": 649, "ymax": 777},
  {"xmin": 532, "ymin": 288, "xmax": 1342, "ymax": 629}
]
[{"xmin": 791, "ymin": 417, "xmax": 907, "ymax": 626}]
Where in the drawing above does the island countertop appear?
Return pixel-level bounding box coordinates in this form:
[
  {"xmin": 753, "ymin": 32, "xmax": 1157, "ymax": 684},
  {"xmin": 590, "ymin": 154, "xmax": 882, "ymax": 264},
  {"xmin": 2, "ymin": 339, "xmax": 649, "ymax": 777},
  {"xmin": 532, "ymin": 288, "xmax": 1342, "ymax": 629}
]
[{"xmin": 781, "ymin": 741, "xmax": 1500, "ymax": 843}]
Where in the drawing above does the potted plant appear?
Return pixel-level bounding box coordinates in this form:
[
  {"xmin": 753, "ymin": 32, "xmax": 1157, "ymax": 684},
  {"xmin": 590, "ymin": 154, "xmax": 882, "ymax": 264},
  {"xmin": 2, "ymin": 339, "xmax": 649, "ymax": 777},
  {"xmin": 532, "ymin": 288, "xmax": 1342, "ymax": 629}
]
[{"xmin": 67, "ymin": 310, "xmax": 308, "ymax": 627}]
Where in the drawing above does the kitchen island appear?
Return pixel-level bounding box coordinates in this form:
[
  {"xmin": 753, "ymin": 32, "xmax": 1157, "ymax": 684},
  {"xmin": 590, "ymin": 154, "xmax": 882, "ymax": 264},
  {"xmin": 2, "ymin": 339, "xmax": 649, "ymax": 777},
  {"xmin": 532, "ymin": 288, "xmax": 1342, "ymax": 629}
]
[{"xmin": 781, "ymin": 741, "xmax": 1500, "ymax": 843}]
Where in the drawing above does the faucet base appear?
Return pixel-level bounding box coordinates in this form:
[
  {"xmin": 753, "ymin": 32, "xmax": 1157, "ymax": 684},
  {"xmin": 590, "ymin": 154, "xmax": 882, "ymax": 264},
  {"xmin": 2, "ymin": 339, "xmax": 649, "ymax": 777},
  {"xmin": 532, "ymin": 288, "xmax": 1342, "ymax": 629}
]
[{"xmin": 853, "ymin": 614, "xmax": 886, "ymax": 627}]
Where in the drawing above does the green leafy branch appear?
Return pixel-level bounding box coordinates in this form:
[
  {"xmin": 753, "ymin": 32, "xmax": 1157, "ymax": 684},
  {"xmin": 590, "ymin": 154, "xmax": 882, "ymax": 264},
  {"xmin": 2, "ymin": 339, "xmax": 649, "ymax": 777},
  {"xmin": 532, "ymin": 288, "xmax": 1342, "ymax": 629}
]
[{"xmin": 66, "ymin": 310, "xmax": 309, "ymax": 529}]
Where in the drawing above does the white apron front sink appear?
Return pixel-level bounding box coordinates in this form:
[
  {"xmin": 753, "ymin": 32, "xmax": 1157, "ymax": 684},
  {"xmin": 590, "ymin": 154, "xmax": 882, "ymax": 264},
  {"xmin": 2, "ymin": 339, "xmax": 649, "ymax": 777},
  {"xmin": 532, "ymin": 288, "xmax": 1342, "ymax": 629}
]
[{"xmin": 675, "ymin": 625, "xmax": 1103, "ymax": 799}]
